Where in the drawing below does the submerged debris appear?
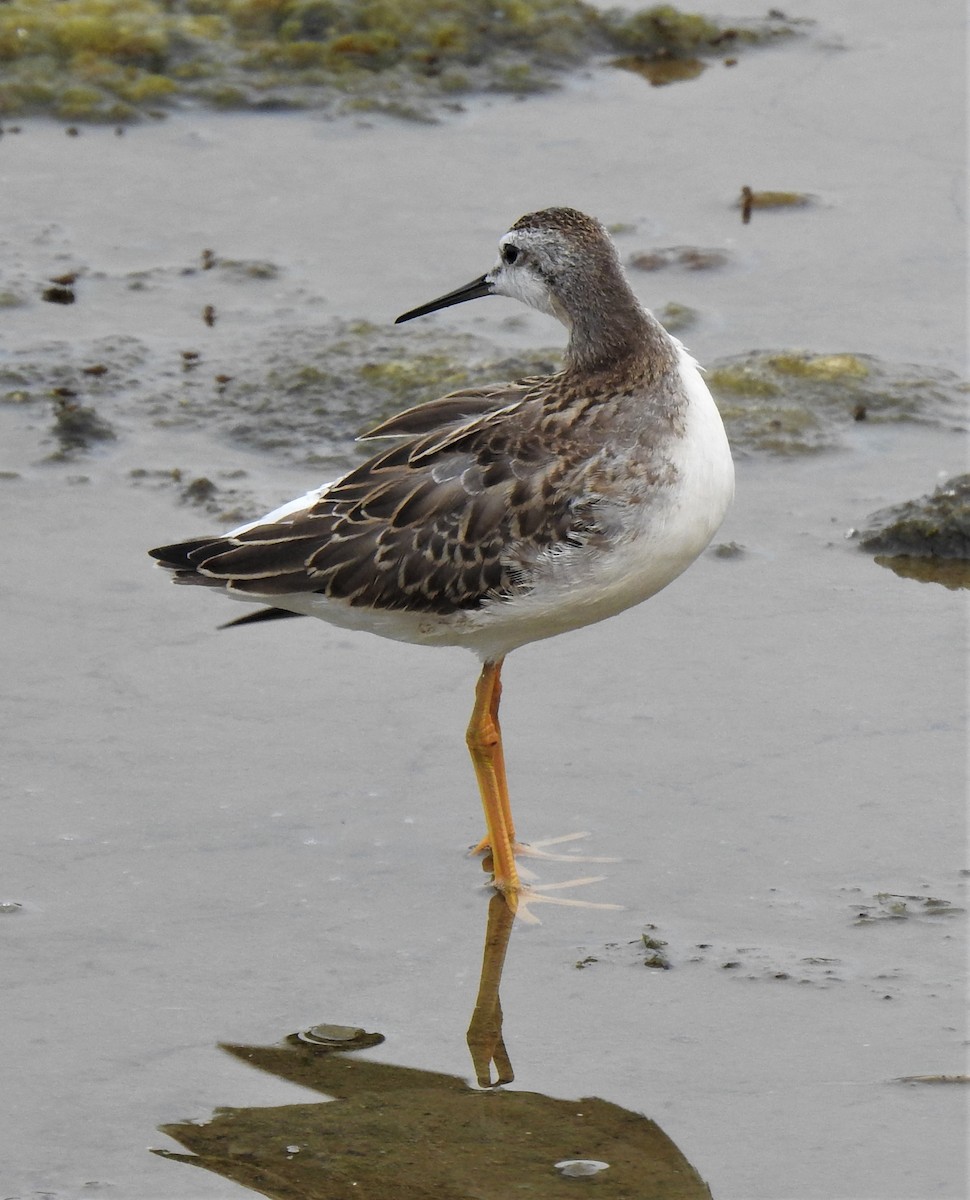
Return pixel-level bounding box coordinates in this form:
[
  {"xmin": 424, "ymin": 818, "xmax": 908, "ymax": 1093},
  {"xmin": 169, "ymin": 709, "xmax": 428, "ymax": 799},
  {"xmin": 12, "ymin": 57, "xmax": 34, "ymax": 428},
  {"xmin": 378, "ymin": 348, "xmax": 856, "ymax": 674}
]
[
  {"xmin": 894, "ymin": 1075, "xmax": 970, "ymax": 1085},
  {"xmin": 48, "ymin": 394, "xmax": 116, "ymax": 455},
  {"xmin": 853, "ymin": 893, "xmax": 963, "ymax": 924},
  {"xmin": 214, "ymin": 258, "xmax": 281, "ymax": 281},
  {"xmin": 42, "ymin": 283, "xmax": 76, "ymax": 305},
  {"xmin": 289, "ymin": 1024, "xmax": 384, "ymax": 1051},
  {"xmin": 180, "ymin": 475, "xmax": 218, "ymax": 506},
  {"xmin": 739, "ymin": 185, "xmax": 814, "ymax": 223},
  {"xmin": 629, "ymin": 246, "xmax": 729, "ymax": 271},
  {"xmin": 129, "ymin": 465, "xmax": 255, "ymax": 523},
  {"xmin": 641, "ymin": 929, "xmax": 671, "ymax": 969}
]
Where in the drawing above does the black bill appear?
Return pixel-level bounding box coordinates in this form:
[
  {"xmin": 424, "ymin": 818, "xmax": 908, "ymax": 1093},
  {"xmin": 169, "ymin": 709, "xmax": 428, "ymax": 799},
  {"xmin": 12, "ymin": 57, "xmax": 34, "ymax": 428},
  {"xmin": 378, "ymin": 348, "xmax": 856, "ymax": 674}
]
[{"xmin": 394, "ymin": 274, "xmax": 493, "ymax": 324}]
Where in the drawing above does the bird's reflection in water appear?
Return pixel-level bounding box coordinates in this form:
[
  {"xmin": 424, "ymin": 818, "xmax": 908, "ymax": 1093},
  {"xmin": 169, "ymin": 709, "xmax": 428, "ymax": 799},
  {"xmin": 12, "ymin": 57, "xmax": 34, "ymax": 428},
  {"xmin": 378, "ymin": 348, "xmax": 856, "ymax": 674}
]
[
  {"xmin": 466, "ymin": 893, "xmax": 515, "ymax": 1088},
  {"xmin": 154, "ymin": 896, "xmax": 711, "ymax": 1198}
]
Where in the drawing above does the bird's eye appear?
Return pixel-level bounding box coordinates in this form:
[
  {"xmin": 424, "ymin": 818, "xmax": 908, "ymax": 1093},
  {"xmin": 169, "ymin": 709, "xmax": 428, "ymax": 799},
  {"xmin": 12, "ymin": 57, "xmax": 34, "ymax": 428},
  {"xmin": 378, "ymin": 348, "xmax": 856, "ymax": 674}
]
[{"xmin": 501, "ymin": 244, "xmax": 519, "ymax": 265}]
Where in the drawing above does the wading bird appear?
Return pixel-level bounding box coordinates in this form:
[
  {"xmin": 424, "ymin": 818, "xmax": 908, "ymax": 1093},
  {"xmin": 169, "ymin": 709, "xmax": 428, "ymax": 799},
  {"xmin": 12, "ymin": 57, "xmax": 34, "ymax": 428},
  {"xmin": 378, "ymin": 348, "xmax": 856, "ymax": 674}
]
[{"xmin": 150, "ymin": 208, "xmax": 734, "ymax": 914}]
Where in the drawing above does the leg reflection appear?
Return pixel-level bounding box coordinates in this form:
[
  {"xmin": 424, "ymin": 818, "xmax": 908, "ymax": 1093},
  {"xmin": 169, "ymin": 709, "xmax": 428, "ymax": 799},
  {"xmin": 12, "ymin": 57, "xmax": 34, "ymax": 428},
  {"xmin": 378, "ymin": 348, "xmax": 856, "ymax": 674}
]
[{"xmin": 466, "ymin": 891, "xmax": 516, "ymax": 1087}]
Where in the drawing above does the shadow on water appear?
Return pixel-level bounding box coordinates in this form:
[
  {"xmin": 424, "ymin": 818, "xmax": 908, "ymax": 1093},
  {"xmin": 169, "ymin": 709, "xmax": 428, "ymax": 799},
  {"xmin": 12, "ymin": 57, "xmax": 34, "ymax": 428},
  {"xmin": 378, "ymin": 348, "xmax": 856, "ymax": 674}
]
[{"xmin": 153, "ymin": 896, "xmax": 712, "ymax": 1199}]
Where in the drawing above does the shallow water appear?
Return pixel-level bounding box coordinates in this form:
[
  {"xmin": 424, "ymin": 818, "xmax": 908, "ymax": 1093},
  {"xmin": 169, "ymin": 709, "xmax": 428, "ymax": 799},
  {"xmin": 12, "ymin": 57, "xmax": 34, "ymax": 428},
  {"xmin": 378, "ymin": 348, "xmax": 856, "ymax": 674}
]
[{"xmin": 2, "ymin": 1, "xmax": 967, "ymax": 1197}]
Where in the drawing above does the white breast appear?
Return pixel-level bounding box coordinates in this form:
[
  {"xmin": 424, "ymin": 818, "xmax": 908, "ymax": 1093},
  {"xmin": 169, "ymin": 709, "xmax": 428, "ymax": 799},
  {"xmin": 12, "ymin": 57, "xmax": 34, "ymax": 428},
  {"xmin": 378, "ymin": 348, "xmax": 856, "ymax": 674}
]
[{"xmin": 452, "ymin": 343, "xmax": 735, "ymax": 660}]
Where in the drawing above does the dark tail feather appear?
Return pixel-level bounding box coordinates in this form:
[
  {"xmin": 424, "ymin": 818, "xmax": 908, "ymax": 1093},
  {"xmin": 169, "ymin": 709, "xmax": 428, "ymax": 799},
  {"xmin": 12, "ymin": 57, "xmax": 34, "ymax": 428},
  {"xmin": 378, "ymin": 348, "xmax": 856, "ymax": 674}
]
[
  {"xmin": 219, "ymin": 607, "xmax": 304, "ymax": 630},
  {"xmin": 151, "ymin": 539, "xmax": 305, "ymax": 628},
  {"xmin": 149, "ymin": 538, "xmax": 219, "ymax": 569}
]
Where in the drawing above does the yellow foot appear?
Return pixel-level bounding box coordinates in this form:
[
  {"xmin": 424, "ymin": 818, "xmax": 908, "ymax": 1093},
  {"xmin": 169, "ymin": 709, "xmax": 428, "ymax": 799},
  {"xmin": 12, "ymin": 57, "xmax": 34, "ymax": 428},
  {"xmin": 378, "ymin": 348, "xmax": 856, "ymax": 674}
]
[{"xmin": 469, "ymin": 830, "xmax": 619, "ymax": 864}]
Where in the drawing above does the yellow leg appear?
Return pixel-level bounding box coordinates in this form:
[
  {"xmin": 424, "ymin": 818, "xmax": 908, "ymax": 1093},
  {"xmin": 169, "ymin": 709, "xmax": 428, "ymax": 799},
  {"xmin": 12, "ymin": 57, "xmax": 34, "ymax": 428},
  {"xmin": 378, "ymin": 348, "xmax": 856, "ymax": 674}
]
[
  {"xmin": 466, "ymin": 658, "xmax": 520, "ymax": 911},
  {"xmin": 468, "ymin": 659, "xmax": 515, "ymax": 854}
]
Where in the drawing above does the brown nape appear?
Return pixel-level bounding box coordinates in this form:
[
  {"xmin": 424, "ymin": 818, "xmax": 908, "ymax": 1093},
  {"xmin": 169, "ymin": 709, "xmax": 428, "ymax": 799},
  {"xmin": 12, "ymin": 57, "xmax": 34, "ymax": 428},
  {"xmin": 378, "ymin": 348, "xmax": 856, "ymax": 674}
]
[{"xmin": 512, "ymin": 209, "xmax": 675, "ymax": 378}]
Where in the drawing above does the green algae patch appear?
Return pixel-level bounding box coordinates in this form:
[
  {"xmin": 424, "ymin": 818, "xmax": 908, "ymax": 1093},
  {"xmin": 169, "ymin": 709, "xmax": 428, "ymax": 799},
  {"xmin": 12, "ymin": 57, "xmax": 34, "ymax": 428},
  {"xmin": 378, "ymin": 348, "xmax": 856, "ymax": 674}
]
[
  {"xmin": 610, "ymin": 5, "xmax": 799, "ymax": 86},
  {"xmin": 0, "ymin": 0, "xmax": 219, "ymax": 120},
  {"xmin": 9, "ymin": 322, "xmax": 965, "ymax": 476},
  {"xmin": 358, "ymin": 353, "xmax": 478, "ymax": 400},
  {"xmin": 767, "ymin": 352, "xmax": 869, "ymax": 381},
  {"xmin": 224, "ymin": 326, "xmax": 559, "ymax": 458},
  {"xmin": 656, "ymin": 301, "xmax": 698, "ymax": 333},
  {"xmin": 707, "ymin": 361, "xmax": 783, "ymax": 400},
  {"xmin": 708, "ymin": 351, "xmax": 967, "ymax": 456},
  {"xmin": 0, "ymin": 0, "xmax": 804, "ymax": 121},
  {"xmin": 134, "ymin": 320, "xmax": 560, "ymax": 464},
  {"xmin": 604, "ymin": 5, "xmax": 720, "ymax": 53}
]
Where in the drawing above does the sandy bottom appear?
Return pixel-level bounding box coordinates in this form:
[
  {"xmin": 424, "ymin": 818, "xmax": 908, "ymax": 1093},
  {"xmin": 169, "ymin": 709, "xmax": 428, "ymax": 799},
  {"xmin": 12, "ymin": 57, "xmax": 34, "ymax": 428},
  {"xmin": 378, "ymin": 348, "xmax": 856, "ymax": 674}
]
[{"xmin": 2, "ymin": 1, "xmax": 966, "ymax": 1197}]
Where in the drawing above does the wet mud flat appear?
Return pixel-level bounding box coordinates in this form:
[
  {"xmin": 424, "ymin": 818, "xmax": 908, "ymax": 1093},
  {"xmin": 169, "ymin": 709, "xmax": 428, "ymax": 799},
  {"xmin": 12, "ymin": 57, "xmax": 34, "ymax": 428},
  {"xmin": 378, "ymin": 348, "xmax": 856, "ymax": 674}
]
[{"xmin": 2, "ymin": 3, "xmax": 968, "ymax": 1197}]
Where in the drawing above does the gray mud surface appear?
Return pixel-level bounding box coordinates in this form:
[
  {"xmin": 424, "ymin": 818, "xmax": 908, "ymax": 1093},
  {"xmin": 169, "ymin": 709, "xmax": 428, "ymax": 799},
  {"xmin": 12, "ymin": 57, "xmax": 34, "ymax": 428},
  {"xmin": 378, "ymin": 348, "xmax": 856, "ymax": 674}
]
[{"xmin": 2, "ymin": 2, "xmax": 967, "ymax": 1198}]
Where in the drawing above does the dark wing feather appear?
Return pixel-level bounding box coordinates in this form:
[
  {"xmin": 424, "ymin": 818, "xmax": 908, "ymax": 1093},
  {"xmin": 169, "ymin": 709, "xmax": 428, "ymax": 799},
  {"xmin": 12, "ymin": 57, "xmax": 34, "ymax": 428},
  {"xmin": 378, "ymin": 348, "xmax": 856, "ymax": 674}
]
[
  {"xmin": 151, "ymin": 377, "xmax": 603, "ymax": 616},
  {"xmin": 150, "ymin": 537, "xmax": 222, "ymax": 569},
  {"xmin": 358, "ymin": 381, "xmax": 539, "ymax": 440}
]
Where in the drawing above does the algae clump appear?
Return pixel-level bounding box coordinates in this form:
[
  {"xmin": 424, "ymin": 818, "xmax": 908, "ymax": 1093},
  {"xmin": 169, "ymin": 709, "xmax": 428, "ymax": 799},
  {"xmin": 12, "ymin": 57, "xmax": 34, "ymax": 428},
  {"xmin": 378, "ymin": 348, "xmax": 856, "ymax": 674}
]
[
  {"xmin": 859, "ymin": 475, "xmax": 970, "ymax": 563},
  {"xmin": 708, "ymin": 351, "xmax": 967, "ymax": 456},
  {"xmin": 0, "ymin": 0, "xmax": 803, "ymax": 120}
]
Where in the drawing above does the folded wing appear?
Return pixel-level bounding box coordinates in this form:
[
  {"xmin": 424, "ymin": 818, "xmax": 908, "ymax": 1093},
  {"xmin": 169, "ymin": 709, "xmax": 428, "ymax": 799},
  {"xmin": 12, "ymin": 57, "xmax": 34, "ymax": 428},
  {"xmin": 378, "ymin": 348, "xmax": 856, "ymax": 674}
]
[{"xmin": 150, "ymin": 379, "xmax": 598, "ymax": 617}]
